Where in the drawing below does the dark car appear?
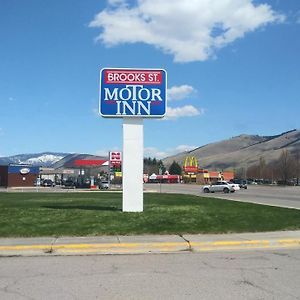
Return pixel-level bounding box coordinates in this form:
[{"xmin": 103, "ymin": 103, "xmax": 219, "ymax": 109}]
[
  {"xmin": 43, "ymin": 179, "xmax": 55, "ymax": 187},
  {"xmin": 231, "ymin": 179, "xmax": 248, "ymax": 189},
  {"xmin": 64, "ymin": 179, "xmax": 76, "ymax": 188}
]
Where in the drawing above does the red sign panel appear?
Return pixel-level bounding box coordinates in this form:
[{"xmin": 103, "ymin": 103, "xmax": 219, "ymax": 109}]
[
  {"xmin": 183, "ymin": 166, "xmax": 198, "ymax": 173},
  {"xmin": 110, "ymin": 151, "xmax": 122, "ymax": 166},
  {"xmin": 104, "ymin": 70, "xmax": 162, "ymax": 85}
]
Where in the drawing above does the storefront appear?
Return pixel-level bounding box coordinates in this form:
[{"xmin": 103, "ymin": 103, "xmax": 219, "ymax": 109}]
[
  {"xmin": 0, "ymin": 164, "xmax": 39, "ymax": 187},
  {"xmin": 196, "ymin": 170, "xmax": 234, "ymax": 184}
]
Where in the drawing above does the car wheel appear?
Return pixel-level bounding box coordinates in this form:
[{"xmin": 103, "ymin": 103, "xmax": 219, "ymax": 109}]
[
  {"xmin": 203, "ymin": 188, "xmax": 210, "ymax": 193},
  {"xmin": 223, "ymin": 188, "xmax": 229, "ymax": 193}
]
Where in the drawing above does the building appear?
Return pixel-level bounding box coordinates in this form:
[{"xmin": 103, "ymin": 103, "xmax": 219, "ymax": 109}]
[
  {"xmin": 196, "ymin": 170, "xmax": 234, "ymax": 184},
  {"xmin": 0, "ymin": 164, "xmax": 39, "ymax": 187},
  {"xmin": 146, "ymin": 173, "xmax": 181, "ymax": 183}
]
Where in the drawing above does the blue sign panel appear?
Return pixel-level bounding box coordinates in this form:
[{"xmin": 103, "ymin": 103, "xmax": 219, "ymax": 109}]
[
  {"xmin": 99, "ymin": 68, "xmax": 167, "ymax": 118},
  {"xmin": 8, "ymin": 165, "xmax": 39, "ymax": 174}
]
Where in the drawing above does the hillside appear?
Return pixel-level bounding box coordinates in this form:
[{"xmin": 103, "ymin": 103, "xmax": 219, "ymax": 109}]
[
  {"xmin": 163, "ymin": 129, "xmax": 300, "ymax": 170},
  {"xmin": 0, "ymin": 152, "xmax": 109, "ymax": 168},
  {"xmin": 0, "ymin": 152, "xmax": 69, "ymax": 167}
]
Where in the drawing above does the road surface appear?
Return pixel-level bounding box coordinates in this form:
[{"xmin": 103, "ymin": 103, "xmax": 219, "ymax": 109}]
[
  {"xmin": 0, "ymin": 249, "xmax": 299, "ymax": 299},
  {"xmin": 144, "ymin": 184, "xmax": 300, "ymax": 209}
]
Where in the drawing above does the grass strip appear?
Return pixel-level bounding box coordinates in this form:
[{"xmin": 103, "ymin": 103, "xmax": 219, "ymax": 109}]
[{"xmin": 0, "ymin": 192, "xmax": 299, "ymax": 237}]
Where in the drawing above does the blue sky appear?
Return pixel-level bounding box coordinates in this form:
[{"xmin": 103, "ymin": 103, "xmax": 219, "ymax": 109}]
[{"xmin": 0, "ymin": 0, "xmax": 299, "ymax": 158}]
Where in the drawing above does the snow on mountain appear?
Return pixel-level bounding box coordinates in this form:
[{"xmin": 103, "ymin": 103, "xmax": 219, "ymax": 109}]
[
  {"xmin": 0, "ymin": 152, "xmax": 69, "ymax": 167},
  {"xmin": 25, "ymin": 154, "xmax": 65, "ymax": 165}
]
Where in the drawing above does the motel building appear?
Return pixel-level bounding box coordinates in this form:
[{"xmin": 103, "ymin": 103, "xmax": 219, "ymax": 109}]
[{"xmin": 0, "ymin": 164, "xmax": 39, "ymax": 188}]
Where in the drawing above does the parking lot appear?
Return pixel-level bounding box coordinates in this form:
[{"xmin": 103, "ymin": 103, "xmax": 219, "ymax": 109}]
[
  {"xmin": 1, "ymin": 183, "xmax": 299, "ymax": 210},
  {"xmin": 143, "ymin": 184, "xmax": 300, "ymax": 210}
]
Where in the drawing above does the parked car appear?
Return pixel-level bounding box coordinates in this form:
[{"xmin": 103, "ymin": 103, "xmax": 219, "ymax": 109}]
[
  {"xmin": 230, "ymin": 179, "xmax": 248, "ymax": 189},
  {"xmin": 203, "ymin": 181, "xmax": 240, "ymax": 193},
  {"xmin": 64, "ymin": 179, "xmax": 76, "ymax": 188},
  {"xmin": 43, "ymin": 179, "xmax": 55, "ymax": 187},
  {"xmin": 99, "ymin": 181, "xmax": 109, "ymax": 190}
]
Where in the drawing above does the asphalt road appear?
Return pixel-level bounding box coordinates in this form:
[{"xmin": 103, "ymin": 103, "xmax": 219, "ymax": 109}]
[
  {"xmin": 144, "ymin": 184, "xmax": 300, "ymax": 209},
  {"xmin": 1, "ymin": 249, "xmax": 299, "ymax": 300}
]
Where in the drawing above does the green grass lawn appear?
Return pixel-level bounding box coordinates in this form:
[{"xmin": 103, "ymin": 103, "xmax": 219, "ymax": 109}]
[{"xmin": 0, "ymin": 192, "xmax": 299, "ymax": 237}]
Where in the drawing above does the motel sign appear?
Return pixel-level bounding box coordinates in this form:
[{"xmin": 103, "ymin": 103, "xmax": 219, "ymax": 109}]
[
  {"xmin": 99, "ymin": 67, "xmax": 167, "ymax": 212},
  {"xmin": 99, "ymin": 68, "xmax": 167, "ymax": 117}
]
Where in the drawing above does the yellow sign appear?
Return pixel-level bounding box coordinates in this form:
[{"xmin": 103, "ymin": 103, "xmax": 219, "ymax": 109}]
[
  {"xmin": 115, "ymin": 172, "xmax": 122, "ymax": 177},
  {"xmin": 184, "ymin": 156, "xmax": 198, "ymax": 168},
  {"xmin": 183, "ymin": 156, "xmax": 199, "ymax": 173}
]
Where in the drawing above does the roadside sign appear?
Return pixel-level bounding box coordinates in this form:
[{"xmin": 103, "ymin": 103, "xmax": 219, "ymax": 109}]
[
  {"xmin": 99, "ymin": 68, "xmax": 167, "ymax": 118},
  {"xmin": 109, "ymin": 151, "xmax": 122, "ymax": 166}
]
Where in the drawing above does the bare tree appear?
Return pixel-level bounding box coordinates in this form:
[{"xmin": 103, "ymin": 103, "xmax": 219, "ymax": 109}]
[
  {"xmin": 293, "ymin": 150, "xmax": 300, "ymax": 185},
  {"xmin": 259, "ymin": 156, "xmax": 266, "ymax": 179},
  {"xmin": 247, "ymin": 164, "xmax": 260, "ymax": 179},
  {"xmin": 277, "ymin": 150, "xmax": 293, "ymax": 184}
]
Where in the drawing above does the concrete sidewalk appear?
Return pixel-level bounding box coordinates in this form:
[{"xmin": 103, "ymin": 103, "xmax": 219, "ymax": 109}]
[{"xmin": 0, "ymin": 231, "xmax": 300, "ymax": 256}]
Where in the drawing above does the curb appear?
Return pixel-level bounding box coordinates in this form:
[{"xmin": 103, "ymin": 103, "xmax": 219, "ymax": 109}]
[{"xmin": 0, "ymin": 238, "xmax": 299, "ymax": 257}]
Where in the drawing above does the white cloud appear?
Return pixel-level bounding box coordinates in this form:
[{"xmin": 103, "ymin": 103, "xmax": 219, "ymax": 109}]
[
  {"xmin": 144, "ymin": 147, "xmax": 169, "ymax": 159},
  {"xmin": 89, "ymin": 0, "xmax": 285, "ymax": 62},
  {"xmin": 144, "ymin": 144, "xmax": 197, "ymax": 159},
  {"xmin": 164, "ymin": 105, "xmax": 203, "ymax": 120},
  {"xmin": 108, "ymin": 0, "xmax": 127, "ymax": 7},
  {"xmin": 175, "ymin": 145, "xmax": 197, "ymax": 153},
  {"xmin": 167, "ymin": 85, "xmax": 196, "ymax": 101}
]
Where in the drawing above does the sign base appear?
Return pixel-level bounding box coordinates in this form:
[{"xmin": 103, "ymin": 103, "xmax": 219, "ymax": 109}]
[{"xmin": 122, "ymin": 118, "xmax": 144, "ymax": 212}]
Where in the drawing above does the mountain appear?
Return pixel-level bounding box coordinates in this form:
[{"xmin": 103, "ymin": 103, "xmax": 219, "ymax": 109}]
[
  {"xmin": 0, "ymin": 152, "xmax": 69, "ymax": 167},
  {"xmin": 0, "ymin": 152, "xmax": 109, "ymax": 168},
  {"xmin": 163, "ymin": 129, "xmax": 300, "ymax": 170}
]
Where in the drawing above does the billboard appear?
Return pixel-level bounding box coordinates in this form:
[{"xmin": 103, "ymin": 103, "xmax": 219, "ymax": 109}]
[{"xmin": 99, "ymin": 68, "xmax": 167, "ymax": 118}]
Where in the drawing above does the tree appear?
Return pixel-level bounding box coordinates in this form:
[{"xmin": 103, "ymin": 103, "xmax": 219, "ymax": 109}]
[
  {"xmin": 292, "ymin": 150, "xmax": 300, "ymax": 185},
  {"xmin": 158, "ymin": 160, "xmax": 166, "ymax": 174},
  {"xmin": 277, "ymin": 150, "xmax": 293, "ymax": 184},
  {"xmin": 144, "ymin": 157, "xmax": 166, "ymax": 175},
  {"xmin": 259, "ymin": 156, "xmax": 266, "ymax": 179},
  {"xmin": 169, "ymin": 161, "xmax": 182, "ymax": 175}
]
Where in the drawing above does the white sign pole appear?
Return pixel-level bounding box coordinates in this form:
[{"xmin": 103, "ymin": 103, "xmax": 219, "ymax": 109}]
[{"xmin": 122, "ymin": 118, "xmax": 144, "ymax": 212}]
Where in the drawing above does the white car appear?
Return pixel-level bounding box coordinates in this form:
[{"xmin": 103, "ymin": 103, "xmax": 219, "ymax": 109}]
[
  {"xmin": 203, "ymin": 181, "xmax": 240, "ymax": 193},
  {"xmin": 99, "ymin": 181, "xmax": 110, "ymax": 189}
]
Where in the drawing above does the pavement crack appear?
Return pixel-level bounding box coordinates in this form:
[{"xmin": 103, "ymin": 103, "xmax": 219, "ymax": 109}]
[
  {"xmin": 178, "ymin": 234, "xmax": 192, "ymax": 252},
  {"xmin": 44, "ymin": 236, "xmax": 59, "ymax": 254}
]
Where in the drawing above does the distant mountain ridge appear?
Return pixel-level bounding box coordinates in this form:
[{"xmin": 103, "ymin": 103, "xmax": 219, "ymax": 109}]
[
  {"xmin": 1, "ymin": 129, "xmax": 299, "ymax": 170},
  {"xmin": 0, "ymin": 152, "xmax": 109, "ymax": 168},
  {"xmin": 163, "ymin": 129, "xmax": 300, "ymax": 170},
  {"xmin": 0, "ymin": 152, "xmax": 69, "ymax": 167}
]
